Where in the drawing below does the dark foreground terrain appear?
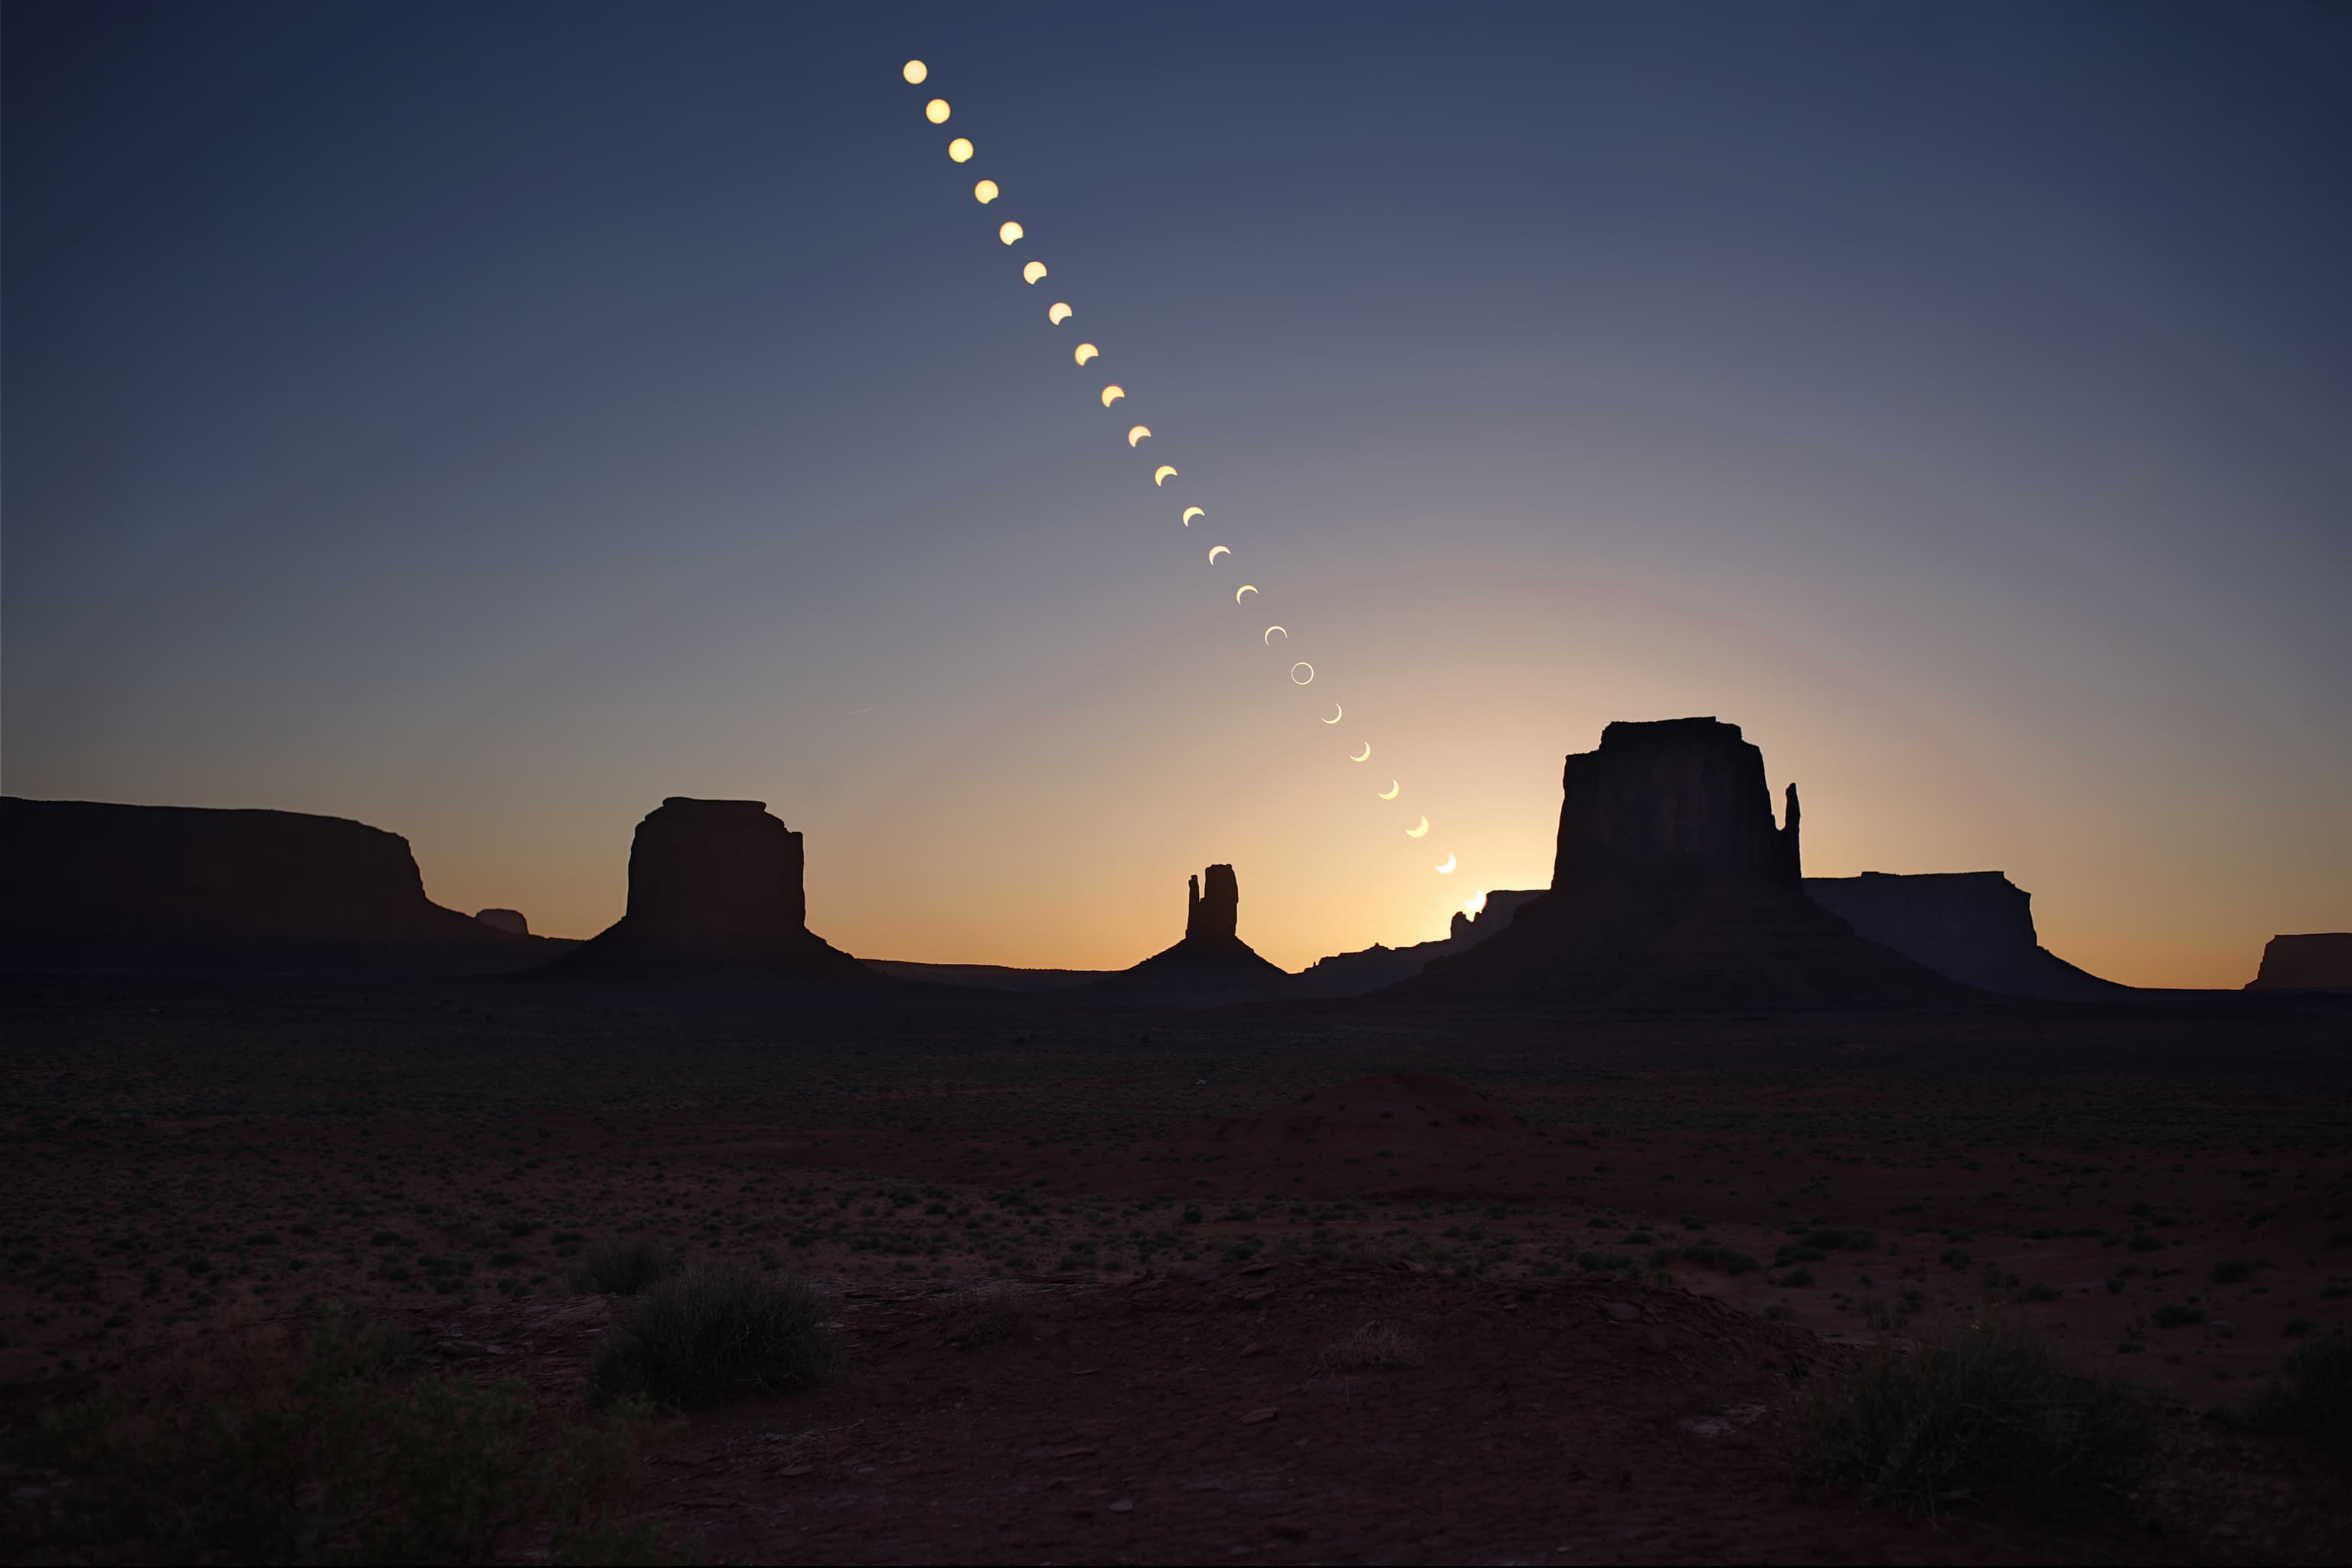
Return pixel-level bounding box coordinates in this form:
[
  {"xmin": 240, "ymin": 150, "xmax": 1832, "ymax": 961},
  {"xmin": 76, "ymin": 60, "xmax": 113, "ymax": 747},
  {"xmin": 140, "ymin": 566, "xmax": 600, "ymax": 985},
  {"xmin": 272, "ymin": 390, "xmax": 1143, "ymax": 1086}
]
[{"xmin": 4, "ymin": 969, "xmax": 2349, "ymax": 1563}]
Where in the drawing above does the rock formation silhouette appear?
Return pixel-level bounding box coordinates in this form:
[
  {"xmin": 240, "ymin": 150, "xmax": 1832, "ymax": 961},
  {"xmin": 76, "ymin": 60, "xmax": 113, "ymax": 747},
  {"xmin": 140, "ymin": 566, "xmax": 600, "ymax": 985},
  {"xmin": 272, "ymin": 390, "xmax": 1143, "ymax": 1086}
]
[
  {"xmin": 2244, "ymin": 933, "xmax": 2352, "ymax": 991},
  {"xmin": 1076, "ymin": 863, "xmax": 1287, "ymax": 1004},
  {"xmin": 1392, "ymin": 719, "xmax": 1960, "ymax": 1008},
  {"xmin": 555, "ymin": 798, "xmax": 872, "ymax": 982},
  {"xmin": 474, "ymin": 908, "xmax": 531, "ymax": 937},
  {"xmin": 1289, "ymin": 889, "xmax": 1544, "ymax": 999},
  {"xmin": 0, "ymin": 796, "xmax": 522, "ymax": 951},
  {"xmin": 1805, "ymin": 871, "xmax": 2123, "ymax": 1001}
]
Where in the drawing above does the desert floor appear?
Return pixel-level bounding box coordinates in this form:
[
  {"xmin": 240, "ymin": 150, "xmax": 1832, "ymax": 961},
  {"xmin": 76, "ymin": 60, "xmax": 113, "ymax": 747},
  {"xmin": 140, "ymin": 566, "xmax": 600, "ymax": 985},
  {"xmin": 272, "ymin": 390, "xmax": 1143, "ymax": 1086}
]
[{"xmin": 4, "ymin": 970, "xmax": 2348, "ymax": 1562}]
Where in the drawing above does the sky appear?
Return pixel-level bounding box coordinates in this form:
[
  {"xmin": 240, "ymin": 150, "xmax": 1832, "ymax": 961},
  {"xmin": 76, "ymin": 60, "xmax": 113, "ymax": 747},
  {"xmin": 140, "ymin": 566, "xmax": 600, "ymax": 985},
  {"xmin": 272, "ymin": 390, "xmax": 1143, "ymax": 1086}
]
[{"xmin": 5, "ymin": 2, "xmax": 2347, "ymax": 985}]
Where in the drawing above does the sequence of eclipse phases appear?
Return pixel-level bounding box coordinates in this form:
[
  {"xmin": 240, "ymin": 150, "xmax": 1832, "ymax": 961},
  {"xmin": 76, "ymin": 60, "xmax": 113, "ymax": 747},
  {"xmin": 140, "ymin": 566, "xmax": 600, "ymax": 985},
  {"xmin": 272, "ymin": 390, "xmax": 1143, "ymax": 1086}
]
[
  {"xmin": 903, "ymin": 57, "xmax": 1467, "ymax": 884},
  {"xmin": 901, "ymin": 59, "xmax": 1462, "ymax": 882}
]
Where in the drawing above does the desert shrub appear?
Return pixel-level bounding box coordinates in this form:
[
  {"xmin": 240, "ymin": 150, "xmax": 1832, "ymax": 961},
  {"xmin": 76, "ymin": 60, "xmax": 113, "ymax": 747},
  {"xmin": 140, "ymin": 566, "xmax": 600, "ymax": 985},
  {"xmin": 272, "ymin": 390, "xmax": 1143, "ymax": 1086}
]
[
  {"xmin": 2128, "ymin": 1231, "xmax": 2164, "ymax": 1253},
  {"xmin": 1317, "ymin": 1321, "xmax": 1425, "ymax": 1371},
  {"xmin": 1785, "ymin": 1314, "xmax": 2148, "ymax": 1519},
  {"xmin": 2151, "ymin": 1303, "xmax": 2206, "ymax": 1328},
  {"xmin": 569, "ymin": 1238, "xmax": 682, "ymax": 1297},
  {"xmin": 942, "ymin": 1292, "xmax": 1026, "ymax": 1351},
  {"xmin": 2210, "ymin": 1259, "xmax": 2256, "ymax": 1284},
  {"xmin": 592, "ymin": 1263, "xmax": 834, "ymax": 1409},
  {"xmin": 2020, "ymin": 1282, "xmax": 2062, "ymax": 1303},
  {"xmin": 1680, "ymin": 1243, "xmax": 1758, "ymax": 1276},
  {"xmin": 2249, "ymin": 1338, "xmax": 2352, "ymax": 1451},
  {"xmin": 15, "ymin": 1308, "xmax": 660, "ymax": 1563}
]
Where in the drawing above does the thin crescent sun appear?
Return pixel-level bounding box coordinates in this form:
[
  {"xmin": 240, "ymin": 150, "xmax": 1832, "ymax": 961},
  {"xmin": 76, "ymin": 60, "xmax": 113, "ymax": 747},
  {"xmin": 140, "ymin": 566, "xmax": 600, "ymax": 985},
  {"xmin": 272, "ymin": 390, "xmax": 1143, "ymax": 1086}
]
[
  {"xmin": 1406, "ymin": 816, "xmax": 1430, "ymax": 838},
  {"xmin": 1237, "ymin": 585, "xmax": 1259, "ymax": 603},
  {"xmin": 1049, "ymin": 302, "xmax": 1073, "ymax": 325},
  {"xmin": 1100, "ymin": 386, "xmax": 1125, "ymax": 407},
  {"xmin": 1321, "ymin": 704, "xmax": 1341, "ymax": 724},
  {"xmin": 1127, "ymin": 425, "xmax": 1151, "ymax": 446},
  {"xmin": 1021, "ymin": 260, "xmax": 1047, "ymax": 283},
  {"xmin": 1263, "ymin": 626, "xmax": 1286, "ymax": 644},
  {"xmin": 1377, "ymin": 779, "xmax": 1400, "ymax": 799},
  {"xmin": 1181, "ymin": 506, "xmax": 1204, "ymax": 525},
  {"xmin": 1207, "ymin": 545, "xmax": 1230, "ymax": 563},
  {"xmin": 1152, "ymin": 466, "xmax": 1177, "ymax": 485},
  {"xmin": 1350, "ymin": 743, "xmax": 1370, "ymax": 763},
  {"xmin": 1434, "ymin": 854, "xmax": 1457, "ymax": 874}
]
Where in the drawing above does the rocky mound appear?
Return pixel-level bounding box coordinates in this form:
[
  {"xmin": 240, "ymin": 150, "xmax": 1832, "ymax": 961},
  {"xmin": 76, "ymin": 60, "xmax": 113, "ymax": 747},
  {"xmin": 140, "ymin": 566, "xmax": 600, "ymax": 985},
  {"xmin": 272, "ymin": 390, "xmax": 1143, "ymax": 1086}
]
[
  {"xmin": 474, "ymin": 908, "xmax": 531, "ymax": 937},
  {"xmin": 1073, "ymin": 864, "xmax": 1288, "ymax": 1005},
  {"xmin": 2246, "ymin": 933, "xmax": 2352, "ymax": 991},
  {"xmin": 0, "ymin": 796, "xmax": 517, "ymax": 949},
  {"xmin": 554, "ymin": 798, "xmax": 873, "ymax": 982},
  {"xmin": 1805, "ymin": 871, "xmax": 2125, "ymax": 1001},
  {"xmin": 1388, "ymin": 719, "xmax": 1959, "ymax": 1009}
]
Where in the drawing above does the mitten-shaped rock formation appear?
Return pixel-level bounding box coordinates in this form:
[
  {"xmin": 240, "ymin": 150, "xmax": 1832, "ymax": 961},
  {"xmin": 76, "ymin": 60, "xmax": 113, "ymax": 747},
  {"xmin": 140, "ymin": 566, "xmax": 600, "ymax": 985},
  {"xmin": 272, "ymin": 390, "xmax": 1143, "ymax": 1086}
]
[
  {"xmin": 1393, "ymin": 720, "xmax": 1958, "ymax": 1008},
  {"xmin": 1805, "ymin": 871, "xmax": 2123, "ymax": 1001},
  {"xmin": 1078, "ymin": 864, "xmax": 1287, "ymax": 1004},
  {"xmin": 557, "ymin": 798, "xmax": 871, "ymax": 982},
  {"xmin": 2245, "ymin": 933, "xmax": 2352, "ymax": 991},
  {"xmin": 0, "ymin": 796, "xmax": 517, "ymax": 949}
]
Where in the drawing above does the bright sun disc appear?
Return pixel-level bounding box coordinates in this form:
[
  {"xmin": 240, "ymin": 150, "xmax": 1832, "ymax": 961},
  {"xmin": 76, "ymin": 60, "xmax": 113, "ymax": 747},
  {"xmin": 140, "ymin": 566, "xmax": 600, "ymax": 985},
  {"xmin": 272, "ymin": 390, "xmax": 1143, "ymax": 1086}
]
[
  {"xmin": 949, "ymin": 138, "xmax": 973, "ymax": 162},
  {"xmin": 973, "ymin": 179, "xmax": 998, "ymax": 204},
  {"xmin": 903, "ymin": 60, "xmax": 927, "ymax": 84},
  {"xmin": 925, "ymin": 99, "xmax": 951, "ymax": 124},
  {"xmin": 998, "ymin": 220, "xmax": 1022, "ymax": 244}
]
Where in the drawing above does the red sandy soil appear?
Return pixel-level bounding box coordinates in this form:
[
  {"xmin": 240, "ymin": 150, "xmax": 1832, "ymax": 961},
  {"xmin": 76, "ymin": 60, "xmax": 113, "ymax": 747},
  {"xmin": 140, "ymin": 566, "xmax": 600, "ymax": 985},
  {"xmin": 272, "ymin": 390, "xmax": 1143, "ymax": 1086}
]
[{"xmin": 5, "ymin": 979, "xmax": 2350, "ymax": 1560}]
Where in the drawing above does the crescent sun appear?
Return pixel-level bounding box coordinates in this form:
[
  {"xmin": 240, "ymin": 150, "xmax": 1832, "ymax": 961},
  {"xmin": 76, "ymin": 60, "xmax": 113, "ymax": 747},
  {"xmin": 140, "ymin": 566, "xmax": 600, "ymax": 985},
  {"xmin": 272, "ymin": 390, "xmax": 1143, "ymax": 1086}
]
[
  {"xmin": 998, "ymin": 221, "xmax": 1023, "ymax": 245},
  {"xmin": 1127, "ymin": 425, "xmax": 1152, "ymax": 446},
  {"xmin": 1377, "ymin": 779, "xmax": 1400, "ymax": 799},
  {"xmin": 1236, "ymin": 584, "xmax": 1259, "ymax": 602},
  {"xmin": 1434, "ymin": 854, "xmax": 1457, "ymax": 874},
  {"xmin": 1263, "ymin": 626, "xmax": 1286, "ymax": 644},
  {"xmin": 1181, "ymin": 506, "xmax": 1204, "ymax": 524},
  {"xmin": 1350, "ymin": 743, "xmax": 1371, "ymax": 763},
  {"xmin": 1100, "ymin": 385, "xmax": 1125, "ymax": 407},
  {"xmin": 1207, "ymin": 544, "xmax": 1230, "ymax": 563},
  {"xmin": 1049, "ymin": 302, "xmax": 1073, "ymax": 324},
  {"xmin": 1406, "ymin": 816, "xmax": 1430, "ymax": 838},
  {"xmin": 1321, "ymin": 704, "xmax": 1341, "ymax": 723},
  {"xmin": 1074, "ymin": 343, "xmax": 1099, "ymax": 365},
  {"xmin": 1022, "ymin": 260, "xmax": 1048, "ymax": 284},
  {"xmin": 1153, "ymin": 466, "xmax": 1177, "ymax": 485}
]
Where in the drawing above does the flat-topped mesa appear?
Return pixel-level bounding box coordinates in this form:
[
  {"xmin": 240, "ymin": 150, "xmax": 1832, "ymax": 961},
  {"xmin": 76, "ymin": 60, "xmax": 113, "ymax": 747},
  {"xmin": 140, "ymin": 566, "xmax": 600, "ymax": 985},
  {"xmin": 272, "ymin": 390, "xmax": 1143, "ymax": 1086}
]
[
  {"xmin": 1554, "ymin": 717, "xmax": 1800, "ymax": 889},
  {"xmin": 2246, "ymin": 933, "xmax": 2352, "ymax": 991},
  {"xmin": 1184, "ymin": 864, "xmax": 1240, "ymax": 944}
]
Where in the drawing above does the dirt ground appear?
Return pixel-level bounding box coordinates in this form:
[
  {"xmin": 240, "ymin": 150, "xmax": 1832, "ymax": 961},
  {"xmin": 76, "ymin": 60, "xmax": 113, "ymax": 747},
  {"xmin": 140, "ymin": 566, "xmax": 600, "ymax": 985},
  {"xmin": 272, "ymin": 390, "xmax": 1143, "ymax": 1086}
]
[{"xmin": 3, "ymin": 972, "xmax": 2349, "ymax": 1562}]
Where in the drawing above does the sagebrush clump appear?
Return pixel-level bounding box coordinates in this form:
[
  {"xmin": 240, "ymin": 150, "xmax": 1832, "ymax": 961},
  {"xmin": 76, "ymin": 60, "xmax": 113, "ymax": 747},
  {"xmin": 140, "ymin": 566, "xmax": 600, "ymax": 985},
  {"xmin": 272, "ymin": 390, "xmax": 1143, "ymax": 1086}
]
[
  {"xmin": 15, "ymin": 1307, "xmax": 662, "ymax": 1563},
  {"xmin": 1785, "ymin": 1313, "xmax": 2148, "ymax": 1519},
  {"xmin": 592, "ymin": 1262, "xmax": 835, "ymax": 1409},
  {"xmin": 570, "ymin": 1237, "xmax": 683, "ymax": 1296}
]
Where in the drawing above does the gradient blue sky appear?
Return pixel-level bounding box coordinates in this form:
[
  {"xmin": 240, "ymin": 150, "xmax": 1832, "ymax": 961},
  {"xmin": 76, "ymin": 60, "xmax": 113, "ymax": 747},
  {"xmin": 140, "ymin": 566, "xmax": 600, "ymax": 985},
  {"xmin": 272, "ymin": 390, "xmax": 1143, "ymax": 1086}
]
[{"xmin": 6, "ymin": 2, "xmax": 2347, "ymax": 983}]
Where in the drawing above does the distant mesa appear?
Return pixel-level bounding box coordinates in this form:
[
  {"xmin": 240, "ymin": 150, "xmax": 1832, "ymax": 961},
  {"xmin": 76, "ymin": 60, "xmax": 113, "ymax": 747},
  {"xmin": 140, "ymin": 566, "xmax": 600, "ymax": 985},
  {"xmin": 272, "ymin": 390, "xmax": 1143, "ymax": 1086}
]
[
  {"xmin": 474, "ymin": 908, "xmax": 530, "ymax": 938},
  {"xmin": 1805, "ymin": 871, "xmax": 2125, "ymax": 1001},
  {"xmin": 0, "ymin": 796, "xmax": 528, "ymax": 956},
  {"xmin": 1391, "ymin": 718, "xmax": 1960, "ymax": 1008},
  {"xmin": 1073, "ymin": 863, "xmax": 1288, "ymax": 1005},
  {"xmin": 553, "ymin": 797, "xmax": 874, "ymax": 983},
  {"xmin": 2245, "ymin": 933, "xmax": 2352, "ymax": 992}
]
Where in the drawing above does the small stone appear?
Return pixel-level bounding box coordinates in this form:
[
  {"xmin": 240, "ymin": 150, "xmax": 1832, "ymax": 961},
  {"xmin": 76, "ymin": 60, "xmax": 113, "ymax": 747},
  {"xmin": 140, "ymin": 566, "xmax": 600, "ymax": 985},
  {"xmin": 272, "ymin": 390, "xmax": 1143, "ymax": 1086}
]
[
  {"xmin": 1109, "ymin": 1498, "xmax": 1134, "ymax": 1513},
  {"xmin": 1602, "ymin": 1301, "xmax": 1642, "ymax": 1321},
  {"xmin": 1241, "ymin": 1406, "xmax": 1279, "ymax": 1424},
  {"xmin": 1237, "ymin": 1341, "xmax": 1264, "ymax": 1357}
]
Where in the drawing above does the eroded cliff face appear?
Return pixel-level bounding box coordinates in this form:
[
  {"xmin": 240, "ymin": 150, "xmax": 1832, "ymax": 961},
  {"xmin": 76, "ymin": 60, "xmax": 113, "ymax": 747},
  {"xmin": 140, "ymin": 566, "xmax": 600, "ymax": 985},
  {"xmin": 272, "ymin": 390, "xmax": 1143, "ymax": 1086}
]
[
  {"xmin": 2246, "ymin": 933, "xmax": 2352, "ymax": 991},
  {"xmin": 1553, "ymin": 718, "xmax": 1800, "ymax": 890},
  {"xmin": 1184, "ymin": 864, "xmax": 1241, "ymax": 945},
  {"xmin": 0, "ymin": 796, "xmax": 508, "ymax": 946},
  {"xmin": 1393, "ymin": 720, "xmax": 1955, "ymax": 1008},
  {"xmin": 1078, "ymin": 864, "xmax": 1285, "ymax": 1005},
  {"xmin": 561, "ymin": 798, "xmax": 871, "ymax": 981}
]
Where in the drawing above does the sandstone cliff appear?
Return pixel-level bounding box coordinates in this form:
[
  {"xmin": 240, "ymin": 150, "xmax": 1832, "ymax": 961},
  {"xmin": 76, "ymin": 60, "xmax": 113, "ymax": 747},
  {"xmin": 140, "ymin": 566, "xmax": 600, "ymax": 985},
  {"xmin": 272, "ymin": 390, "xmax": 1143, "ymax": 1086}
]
[
  {"xmin": 2245, "ymin": 933, "xmax": 2352, "ymax": 991},
  {"xmin": 0, "ymin": 796, "xmax": 518, "ymax": 949},
  {"xmin": 1288, "ymin": 890, "xmax": 1544, "ymax": 999},
  {"xmin": 556, "ymin": 798, "xmax": 873, "ymax": 982},
  {"xmin": 1804, "ymin": 871, "xmax": 2123, "ymax": 1001}
]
